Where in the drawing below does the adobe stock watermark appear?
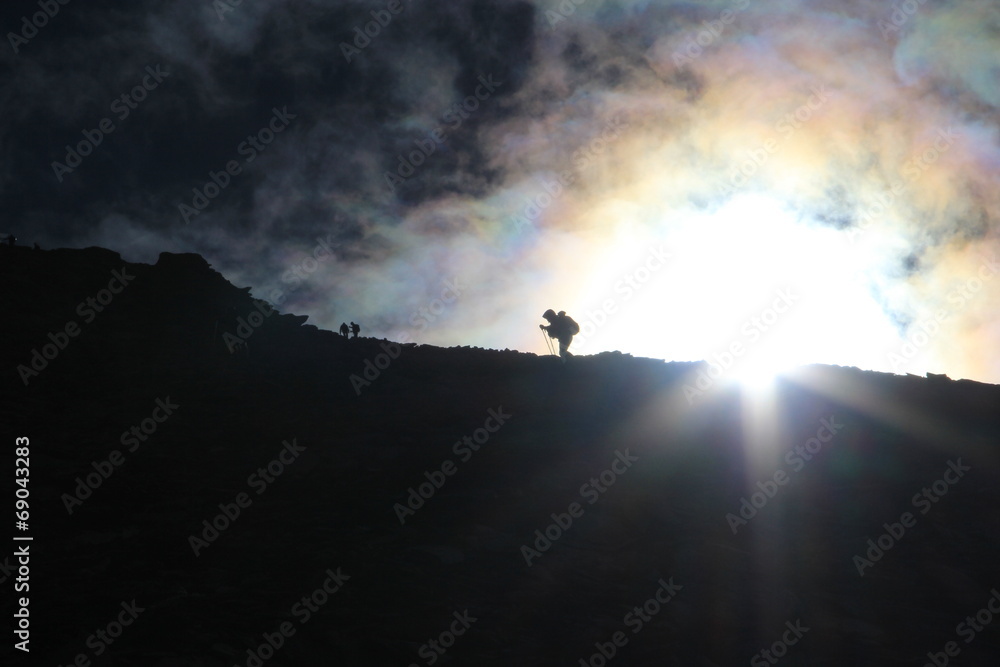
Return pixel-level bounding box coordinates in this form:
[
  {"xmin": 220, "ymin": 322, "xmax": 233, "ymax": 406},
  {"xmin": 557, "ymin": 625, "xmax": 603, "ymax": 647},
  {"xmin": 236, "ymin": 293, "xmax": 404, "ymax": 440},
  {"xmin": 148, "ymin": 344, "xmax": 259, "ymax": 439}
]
[
  {"xmin": 407, "ymin": 609, "xmax": 477, "ymax": 667},
  {"xmin": 507, "ymin": 114, "xmax": 629, "ymax": 235},
  {"xmin": 0, "ymin": 553, "xmax": 18, "ymax": 585},
  {"xmin": 233, "ymin": 566, "xmax": 349, "ymax": 667},
  {"xmin": 671, "ymin": 0, "xmax": 751, "ymax": 66},
  {"xmin": 922, "ymin": 588, "xmax": 1000, "ymax": 667},
  {"xmin": 394, "ymin": 407, "xmax": 511, "ymax": 524},
  {"xmin": 750, "ymin": 619, "xmax": 810, "ymax": 666},
  {"xmin": 945, "ymin": 255, "xmax": 999, "ymax": 311},
  {"xmin": 340, "ymin": 0, "xmax": 409, "ymax": 63},
  {"xmin": 61, "ymin": 397, "xmax": 179, "ymax": 515},
  {"xmin": 55, "ymin": 600, "xmax": 144, "ymax": 666},
  {"xmin": 16, "ymin": 266, "xmax": 135, "ymax": 386},
  {"xmin": 239, "ymin": 215, "xmax": 349, "ymax": 311},
  {"xmin": 572, "ymin": 244, "xmax": 672, "ymax": 354},
  {"xmin": 682, "ymin": 288, "xmax": 798, "ymax": 404},
  {"xmin": 188, "ymin": 438, "xmax": 306, "ymax": 556},
  {"xmin": 878, "ymin": 0, "xmax": 930, "ymax": 41},
  {"xmin": 12, "ymin": 547, "xmax": 29, "ymax": 652},
  {"xmin": 178, "ymin": 106, "xmax": 296, "ymax": 224},
  {"xmin": 577, "ymin": 577, "xmax": 682, "ymax": 666},
  {"xmin": 719, "ymin": 85, "xmax": 829, "ymax": 197},
  {"xmin": 407, "ymin": 278, "xmax": 463, "ymax": 333},
  {"xmin": 545, "ymin": 0, "xmax": 597, "ymax": 30},
  {"xmin": 848, "ymin": 126, "xmax": 960, "ymax": 244},
  {"xmin": 520, "ymin": 449, "xmax": 639, "ymax": 567},
  {"xmin": 385, "ymin": 74, "xmax": 503, "ymax": 193},
  {"xmin": 7, "ymin": 0, "xmax": 72, "ymax": 55},
  {"xmin": 887, "ymin": 254, "xmax": 998, "ymax": 373},
  {"xmin": 853, "ymin": 458, "xmax": 971, "ymax": 576},
  {"xmin": 266, "ymin": 228, "xmax": 341, "ymax": 306},
  {"xmin": 51, "ymin": 65, "xmax": 170, "ymax": 183},
  {"xmin": 726, "ymin": 416, "xmax": 844, "ymax": 534},
  {"xmin": 222, "ymin": 299, "xmax": 277, "ymax": 354},
  {"xmin": 350, "ymin": 277, "xmax": 463, "ymax": 395}
]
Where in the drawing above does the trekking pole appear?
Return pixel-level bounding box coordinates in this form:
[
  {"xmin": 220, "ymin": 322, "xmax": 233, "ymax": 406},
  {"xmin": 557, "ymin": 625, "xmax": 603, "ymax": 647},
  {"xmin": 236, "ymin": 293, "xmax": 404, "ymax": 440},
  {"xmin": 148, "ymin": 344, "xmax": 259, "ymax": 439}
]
[{"xmin": 541, "ymin": 328, "xmax": 554, "ymax": 356}]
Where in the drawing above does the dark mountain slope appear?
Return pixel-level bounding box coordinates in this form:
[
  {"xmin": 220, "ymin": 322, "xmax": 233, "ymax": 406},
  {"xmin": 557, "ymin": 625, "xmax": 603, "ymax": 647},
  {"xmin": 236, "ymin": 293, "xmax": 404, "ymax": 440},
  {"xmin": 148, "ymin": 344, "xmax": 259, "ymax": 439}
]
[{"xmin": 2, "ymin": 245, "xmax": 998, "ymax": 666}]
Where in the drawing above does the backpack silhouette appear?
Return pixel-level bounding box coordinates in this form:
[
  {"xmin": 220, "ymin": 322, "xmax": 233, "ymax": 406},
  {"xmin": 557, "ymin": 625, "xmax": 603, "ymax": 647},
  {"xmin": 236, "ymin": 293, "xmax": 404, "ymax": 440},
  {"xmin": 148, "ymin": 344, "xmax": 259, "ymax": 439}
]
[{"xmin": 559, "ymin": 311, "xmax": 580, "ymax": 336}]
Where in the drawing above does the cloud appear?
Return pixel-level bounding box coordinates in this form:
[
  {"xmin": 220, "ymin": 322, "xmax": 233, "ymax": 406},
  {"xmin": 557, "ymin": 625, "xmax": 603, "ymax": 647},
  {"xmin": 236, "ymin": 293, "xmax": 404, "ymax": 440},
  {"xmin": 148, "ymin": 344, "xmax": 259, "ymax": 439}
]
[{"xmin": 2, "ymin": 0, "xmax": 998, "ymax": 381}]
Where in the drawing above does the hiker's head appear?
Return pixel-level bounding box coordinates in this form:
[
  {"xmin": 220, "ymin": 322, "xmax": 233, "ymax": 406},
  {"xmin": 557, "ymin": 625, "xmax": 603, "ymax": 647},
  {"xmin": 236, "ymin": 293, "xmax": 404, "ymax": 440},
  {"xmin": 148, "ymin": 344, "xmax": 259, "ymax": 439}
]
[
  {"xmin": 557, "ymin": 311, "xmax": 566, "ymax": 317},
  {"xmin": 542, "ymin": 309, "xmax": 556, "ymax": 321}
]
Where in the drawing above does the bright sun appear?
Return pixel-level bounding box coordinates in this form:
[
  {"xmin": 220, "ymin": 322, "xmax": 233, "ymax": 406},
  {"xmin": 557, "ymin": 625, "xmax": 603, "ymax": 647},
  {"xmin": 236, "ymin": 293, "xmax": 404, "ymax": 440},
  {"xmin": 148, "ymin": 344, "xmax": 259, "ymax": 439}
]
[{"xmin": 564, "ymin": 194, "xmax": 904, "ymax": 384}]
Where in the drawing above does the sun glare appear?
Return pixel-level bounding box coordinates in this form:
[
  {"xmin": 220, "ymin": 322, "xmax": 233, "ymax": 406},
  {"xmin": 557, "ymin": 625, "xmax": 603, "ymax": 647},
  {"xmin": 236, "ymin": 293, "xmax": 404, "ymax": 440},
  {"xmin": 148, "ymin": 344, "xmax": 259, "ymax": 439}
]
[{"xmin": 564, "ymin": 194, "xmax": 904, "ymax": 380}]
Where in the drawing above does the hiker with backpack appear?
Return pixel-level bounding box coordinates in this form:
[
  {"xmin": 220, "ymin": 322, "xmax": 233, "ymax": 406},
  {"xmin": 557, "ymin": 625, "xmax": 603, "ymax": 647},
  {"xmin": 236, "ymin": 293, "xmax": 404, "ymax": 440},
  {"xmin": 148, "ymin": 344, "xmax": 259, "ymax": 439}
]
[{"xmin": 540, "ymin": 309, "xmax": 580, "ymax": 362}]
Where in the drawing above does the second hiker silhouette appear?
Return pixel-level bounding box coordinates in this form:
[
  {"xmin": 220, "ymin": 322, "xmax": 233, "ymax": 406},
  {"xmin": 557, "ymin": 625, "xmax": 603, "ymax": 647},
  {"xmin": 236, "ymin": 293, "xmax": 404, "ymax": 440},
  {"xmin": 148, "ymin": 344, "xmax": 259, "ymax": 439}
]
[
  {"xmin": 540, "ymin": 309, "xmax": 579, "ymax": 362},
  {"xmin": 339, "ymin": 322, "xmax": 350, "ymax": 337},
  {"xmin": 350, "ymin": 322, "xmax": 360, "ymax": 339}
]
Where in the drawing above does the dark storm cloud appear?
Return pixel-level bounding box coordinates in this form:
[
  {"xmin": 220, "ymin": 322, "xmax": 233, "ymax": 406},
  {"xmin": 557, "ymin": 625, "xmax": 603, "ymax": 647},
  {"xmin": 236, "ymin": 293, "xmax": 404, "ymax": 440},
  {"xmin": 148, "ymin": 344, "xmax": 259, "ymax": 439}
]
[{"xmin": 0, "ymin": 0, "xmax": 534, "ymax": 254}]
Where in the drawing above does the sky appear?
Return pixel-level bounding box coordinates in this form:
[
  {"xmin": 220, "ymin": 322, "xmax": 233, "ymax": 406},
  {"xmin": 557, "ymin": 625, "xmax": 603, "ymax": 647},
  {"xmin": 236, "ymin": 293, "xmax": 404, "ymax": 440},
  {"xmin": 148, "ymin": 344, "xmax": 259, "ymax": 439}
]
[{"xmin": 2, "ymin": 0, "xmax": 998, "ymax": 383}]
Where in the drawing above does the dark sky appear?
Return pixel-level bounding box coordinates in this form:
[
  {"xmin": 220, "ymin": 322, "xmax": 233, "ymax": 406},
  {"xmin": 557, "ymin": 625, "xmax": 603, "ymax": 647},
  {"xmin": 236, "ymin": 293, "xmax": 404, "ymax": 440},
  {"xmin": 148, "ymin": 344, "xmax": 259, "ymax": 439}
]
[
  {"xmin": 3, "ymin": 0, "xmax": 999, "ymax": 381},
  {"xmin": 2, "ymin": 0, "xmax": 531, "ymax": 239}
]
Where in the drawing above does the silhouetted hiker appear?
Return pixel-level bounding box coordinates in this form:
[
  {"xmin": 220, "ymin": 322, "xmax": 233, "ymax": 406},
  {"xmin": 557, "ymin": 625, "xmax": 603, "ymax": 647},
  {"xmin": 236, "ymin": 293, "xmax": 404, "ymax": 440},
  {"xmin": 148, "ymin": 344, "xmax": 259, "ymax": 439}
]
[
  {"xmin": 339, "ymin": 322, "xmax": 350, "ymax": 337},
  {"xmin": 540, "ymin": 309, "xmax": 580, "ymax": 362},
  {"xmin": 33, "ymin": 242, "xmax": 40, "ymax": 250},
  {"xmin": 350, "ymin": 322, "xmax": 360, "ymax": 339}
]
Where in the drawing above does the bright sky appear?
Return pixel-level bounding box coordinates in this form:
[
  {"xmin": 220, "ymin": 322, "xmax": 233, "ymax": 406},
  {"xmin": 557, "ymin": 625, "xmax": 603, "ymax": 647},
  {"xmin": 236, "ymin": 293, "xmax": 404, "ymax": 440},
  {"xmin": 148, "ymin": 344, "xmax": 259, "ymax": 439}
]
[
  {"xmin": 16, "ymin": 0, "xmax": 998, "ymax": 383},
  {"xmin": 363, "ymin": 1, "xmax": 1000, "ymax": 384}
]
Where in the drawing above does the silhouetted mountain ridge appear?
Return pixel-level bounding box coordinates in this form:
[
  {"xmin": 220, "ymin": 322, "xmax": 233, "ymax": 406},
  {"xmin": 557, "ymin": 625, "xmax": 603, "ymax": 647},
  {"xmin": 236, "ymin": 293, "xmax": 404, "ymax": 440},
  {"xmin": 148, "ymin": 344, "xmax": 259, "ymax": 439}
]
[{"xmin": 2, "ymin": 245, "xmax": 998, "ymax": 666}]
